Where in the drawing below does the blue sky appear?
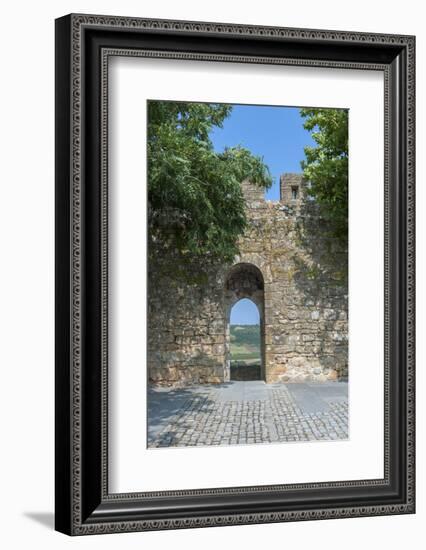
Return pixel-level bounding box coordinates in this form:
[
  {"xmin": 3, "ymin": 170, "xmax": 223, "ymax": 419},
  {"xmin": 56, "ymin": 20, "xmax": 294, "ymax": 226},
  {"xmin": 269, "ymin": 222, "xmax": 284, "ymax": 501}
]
[
  {"xmin": 210, "ymin": 104, "xmax": 315, "ymax": 200},
  {"xmin": 211, "ymin": 103, "xmax": 315, "ymax": 324},
  {"xmin": 230, "ymin": 298, "xmax": 260, "ymax": 325}
]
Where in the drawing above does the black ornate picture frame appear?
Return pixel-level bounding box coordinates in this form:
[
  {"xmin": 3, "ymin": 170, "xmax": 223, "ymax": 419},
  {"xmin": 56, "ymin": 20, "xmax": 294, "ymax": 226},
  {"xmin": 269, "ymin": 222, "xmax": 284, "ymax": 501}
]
[{"xmin": 55, "ymin": 13, "xmax": 415, "ymax": 535}]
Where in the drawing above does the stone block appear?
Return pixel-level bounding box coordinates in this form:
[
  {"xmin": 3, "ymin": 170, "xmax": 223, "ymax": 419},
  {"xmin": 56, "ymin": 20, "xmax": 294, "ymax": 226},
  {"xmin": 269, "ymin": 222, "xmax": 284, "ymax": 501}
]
[{"xmin": 327, "ymin": 369, "xmax": 338, "ymax": 381}]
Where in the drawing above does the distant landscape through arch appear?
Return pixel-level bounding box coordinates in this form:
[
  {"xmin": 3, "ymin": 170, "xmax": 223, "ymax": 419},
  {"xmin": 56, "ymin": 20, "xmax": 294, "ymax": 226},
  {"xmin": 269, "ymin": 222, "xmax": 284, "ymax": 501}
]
[
  {"xmin": 229, "ymin": 298, "xmax": 262, "ymax": 381},
  {"xmin": 224, "ymin": 263, "xmax": 265, "ymax": 382}
]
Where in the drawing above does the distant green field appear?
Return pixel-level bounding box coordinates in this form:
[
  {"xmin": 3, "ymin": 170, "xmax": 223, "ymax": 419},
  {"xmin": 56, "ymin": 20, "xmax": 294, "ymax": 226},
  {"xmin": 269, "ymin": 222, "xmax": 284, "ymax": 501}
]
[{"xmin": 230, "ymin": 325, "xmax": 261, "ymax": 366}]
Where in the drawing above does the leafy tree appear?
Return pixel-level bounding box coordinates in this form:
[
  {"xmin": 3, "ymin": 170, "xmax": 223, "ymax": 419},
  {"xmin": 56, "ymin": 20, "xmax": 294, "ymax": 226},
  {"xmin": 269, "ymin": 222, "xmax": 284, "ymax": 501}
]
[
  {"xmin": 148, "ymin": 101, "xmax": 272, "ymax": 264},
  {"xmin": 300, "ymin": 108, "xmax": 348, "ymax": 244}
]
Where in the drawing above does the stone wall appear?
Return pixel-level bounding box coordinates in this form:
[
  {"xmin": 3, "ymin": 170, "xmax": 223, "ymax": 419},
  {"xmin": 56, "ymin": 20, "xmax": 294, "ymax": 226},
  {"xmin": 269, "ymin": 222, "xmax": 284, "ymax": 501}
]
[{"xmin": 148, "ymin": 174, "xmax": 348, "ymax": 386}]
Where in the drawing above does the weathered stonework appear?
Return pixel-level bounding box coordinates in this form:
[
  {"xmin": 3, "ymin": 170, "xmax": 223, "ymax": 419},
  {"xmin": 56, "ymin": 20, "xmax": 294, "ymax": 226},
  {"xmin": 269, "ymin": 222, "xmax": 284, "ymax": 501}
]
[{"xmin": 148, "ymin": 174, "xmax": 348, "ymax": 386}]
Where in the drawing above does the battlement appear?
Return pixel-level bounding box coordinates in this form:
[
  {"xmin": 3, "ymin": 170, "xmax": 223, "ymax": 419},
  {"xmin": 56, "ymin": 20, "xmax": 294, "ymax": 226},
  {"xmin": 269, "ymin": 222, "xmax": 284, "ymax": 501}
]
[
  {"xmin": 280, "ymin": 173, "xmax": 305, "ymax": 205},
  {"xmin": 240, "ymin": 179, "xmax": 265, "ymax": 202},
  {"xmin": 241, "ymin": 173, "xmax": 307, "ymax": 211}
]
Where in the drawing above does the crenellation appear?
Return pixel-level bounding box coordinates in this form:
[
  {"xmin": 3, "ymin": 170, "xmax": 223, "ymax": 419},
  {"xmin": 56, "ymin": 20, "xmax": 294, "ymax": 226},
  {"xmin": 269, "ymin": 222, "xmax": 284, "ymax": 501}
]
[{"xmin": 280, "ymin": 173, "xmax": 306, "ymax": 206}]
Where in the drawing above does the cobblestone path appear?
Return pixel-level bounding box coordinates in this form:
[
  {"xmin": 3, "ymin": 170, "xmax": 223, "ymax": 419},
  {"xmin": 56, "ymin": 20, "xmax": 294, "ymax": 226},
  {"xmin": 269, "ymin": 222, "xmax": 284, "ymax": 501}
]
[{"xmin": 148, "ymin": 381, "xmax": 348, "ymax": 448}]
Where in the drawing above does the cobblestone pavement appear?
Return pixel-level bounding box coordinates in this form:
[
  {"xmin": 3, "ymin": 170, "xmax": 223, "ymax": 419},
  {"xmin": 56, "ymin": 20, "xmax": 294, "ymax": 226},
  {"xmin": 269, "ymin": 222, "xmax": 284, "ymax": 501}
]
[{"xmin": 148, "ymin": 381, "xmax": 348, "ymax": 448}]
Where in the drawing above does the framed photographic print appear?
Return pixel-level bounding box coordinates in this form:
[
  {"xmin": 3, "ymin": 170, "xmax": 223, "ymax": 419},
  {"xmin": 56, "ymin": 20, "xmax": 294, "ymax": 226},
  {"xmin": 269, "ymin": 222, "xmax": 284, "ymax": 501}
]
[{"xmin": 55, "ymin": 14, "xmax": 415, "ymax": 535}]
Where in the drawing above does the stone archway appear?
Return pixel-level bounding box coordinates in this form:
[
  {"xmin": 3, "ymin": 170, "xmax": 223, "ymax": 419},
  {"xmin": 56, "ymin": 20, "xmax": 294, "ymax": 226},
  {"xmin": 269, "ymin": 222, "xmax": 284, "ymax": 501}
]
[{"xmin": 224, "ymin": 263, "xmax": 265, "ymax": 382}]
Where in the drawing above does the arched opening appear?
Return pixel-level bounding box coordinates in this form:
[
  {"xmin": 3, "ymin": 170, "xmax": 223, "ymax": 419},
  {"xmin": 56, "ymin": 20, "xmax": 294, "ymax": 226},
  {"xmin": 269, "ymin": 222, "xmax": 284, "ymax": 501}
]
[
  {"xmin": 229, "ymin": 299, "xmax": 261, "ymax": 381},
  {"xmin": 224, "ymin": 263, "xmax": 265, "ymax": 382}
]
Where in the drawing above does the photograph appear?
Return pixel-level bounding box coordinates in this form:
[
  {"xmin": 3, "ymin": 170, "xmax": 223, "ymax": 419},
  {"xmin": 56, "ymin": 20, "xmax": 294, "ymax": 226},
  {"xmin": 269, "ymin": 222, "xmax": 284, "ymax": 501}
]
[
  {"xmin": 53, "ymin": 12, "xmax": 415, "ymax": 536},
  {"xmin": 147, "ymin": 100, "xmax": 349, "ymax": 448}
]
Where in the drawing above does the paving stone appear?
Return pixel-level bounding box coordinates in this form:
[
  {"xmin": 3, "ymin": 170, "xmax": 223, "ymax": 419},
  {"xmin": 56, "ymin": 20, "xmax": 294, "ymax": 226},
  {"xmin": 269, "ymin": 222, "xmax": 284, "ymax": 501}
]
[{"xmin": 148, "ymin": 381, "xmax": 348, "ymax": 448}]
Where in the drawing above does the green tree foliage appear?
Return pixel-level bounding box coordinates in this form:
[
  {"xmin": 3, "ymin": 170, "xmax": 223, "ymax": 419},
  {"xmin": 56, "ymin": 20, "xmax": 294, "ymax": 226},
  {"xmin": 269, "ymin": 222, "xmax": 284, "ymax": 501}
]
[
  {"xmin": 148, "ymin": 101, "xmax": 272, "ymax": 263},
  {"xmin": 300, "ymin": 108, "xmax": 349, "ymax": 244}
]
